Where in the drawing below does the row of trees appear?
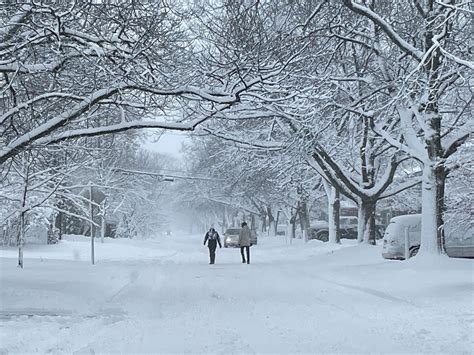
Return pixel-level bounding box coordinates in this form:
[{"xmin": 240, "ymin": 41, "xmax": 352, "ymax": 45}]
[
  {"xmin": 0, "ymin": 1, "xmax": 285, "ymax": 266},
  {"xmin": 1, "ymin": 1, "xmax": 472, "ymax": 262},
  {"xmin": 1, "ymin": 125, "xmax": 178, "ymax": 266},
  {"xmin": 179, "ymin": 0, "xmax": 472, "ymax": 254}
]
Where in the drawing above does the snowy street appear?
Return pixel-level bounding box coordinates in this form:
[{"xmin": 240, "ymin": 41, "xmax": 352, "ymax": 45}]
[
  {"xmin": 1, "ymin": 234, "xmax": 472, "ymax": 354},
  {"xmin": 1, "ymin": 1, "xmax": 473, "ymax": 354}
]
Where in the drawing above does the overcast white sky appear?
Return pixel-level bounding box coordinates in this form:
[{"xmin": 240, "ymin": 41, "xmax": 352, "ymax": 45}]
[{"xmin": 142, "ymin": 131, "xmax": 190, "ymax": 159}]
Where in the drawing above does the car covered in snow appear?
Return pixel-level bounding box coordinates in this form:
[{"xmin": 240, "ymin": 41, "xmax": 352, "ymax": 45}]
[
  {"xmin": 308, "ymin": 220, "xmax": 330, "ymax": 241},
  {"xmin": 223, "ymin": 228, "xmax": 257, "ymax": 248},
  {"xmin": 382, "ymin": 214, "xmax": 422, "ymax": 259},
  {"xmin": 382, "ymin": 214, "xmax": 474, "ymax": 259}
]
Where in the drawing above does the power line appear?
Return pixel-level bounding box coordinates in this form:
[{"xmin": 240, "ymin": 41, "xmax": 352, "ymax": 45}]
[{"xmin": 111, "ymin": 168, "xmax": 224, "ymax": 182}]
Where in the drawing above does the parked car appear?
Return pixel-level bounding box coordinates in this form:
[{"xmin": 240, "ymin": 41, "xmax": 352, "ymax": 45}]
[
  {"xmin": 381, "ymin": 214, "xmax": 474, "ymax": 259},
  {"xmin": 276, "ymin": 224, "xmax": 287, "ymax": 236},
  {"xmin": 250, "ymin": 230, "xmax": 258, "ymax": 245},
  {"xmin": 382, "ymin": 214, "xmax": 422, "ymax": 259},
  {"xmin": 308, "ymin": 220, "xmax": 330, "ymax": 241},
  {"xmin": 444, "ymin": 216, "xmax": 473, "ymax": 258},
  {"xmin": 308, "ymin": 217, "xmax": 383, "ymax": 242},
  {"xmin": 340, "ymin": 216, "xmax": 359, "ymax": 239},
  {"xmin": 223, "ymin": 228, "xmax": 257, "ymax": 248}
]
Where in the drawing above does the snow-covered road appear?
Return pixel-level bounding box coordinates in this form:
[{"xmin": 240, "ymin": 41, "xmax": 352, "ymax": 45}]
[{"xmin": 1, "ymin": 234, "xmax": 473, "ymax": 354}]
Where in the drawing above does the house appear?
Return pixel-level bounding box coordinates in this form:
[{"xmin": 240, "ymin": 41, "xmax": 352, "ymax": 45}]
[
  {"xmin": 2, "ymin": 209, "xmax": 59, "ymax": 246},
  {"xmin": 55, "ymin": 184, "xmax": 119, "ymax": 239}
]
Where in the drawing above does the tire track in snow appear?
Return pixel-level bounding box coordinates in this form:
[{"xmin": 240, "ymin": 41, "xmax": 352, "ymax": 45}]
[
  {"xmin": 107, "ymin": 268, "xmax": 142, "ymax": 302},
  {"xmin": 314, "ymin": 276, "xmax": 418, "ymax": 307}
]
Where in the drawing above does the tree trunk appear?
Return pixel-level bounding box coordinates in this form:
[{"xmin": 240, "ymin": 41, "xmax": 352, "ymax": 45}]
[
  {"xmin": 267, "ymin": 207, "xmax": 276, "ymax": 237},
  {"xmin": 297, "ymin": 203, "xmax": 305, "ymax": 240},
  {"xmin": 283, "ymin": 208, "xmax": 291, "ymax": 242},
  {"xmin": 323, "ymin": 181, "xmax": 341, "ymax": 244},
  {"xmin": 55, "ymin": 208, "xmax": 63, "ymax": 240},
  {"xmin": 222, "ymin": 208, "xmax": 227, "ymax": 231},
  {"xmin": 90, "ymin": 185, "xmax": 95, "ymax": 264},
  {"xmin": 289, "ymin": 208, "xmax": 297, "ymax": 243},
  {"xmin": 420, "ymin": 162, "xmax": 447, "ymax": 255},
  {"xmin": 328, "ymin": 187, "xmax": 341, "ymax": 244},
  {"xmin": 298, "ymin": 201, "xmax": 310, "ymax": 242},
  {"xmin": 269, "ymin": 220, "xmax": 276, "ymax": 237},
  {"xmin": 419, "ymin": 14, "xmax": 446, "ymax": 255},
  {"xmin": 436, "ymin": 166, "xmax": 448, "ymax": 253},
  {"xmin": 18, "ymin": 157, "xmax": 29, "ymax": 268},
  {"xmin": 18, "ymin": 212, "xmax": 25, "ymax": 268},
  {"xmin": 357, "ymin": 201, "xmax": 364, "ymax": 243},
  {"xmin": 101, "ymin": 214, "xmax": 106, "ymax": 243},
  {"xmin": 357, "ymin": 199, "xmax": 377, "ymax": 245},
  {"xmin": 233, "ymin": 211, "xmax": 239, "ymax": 227}
]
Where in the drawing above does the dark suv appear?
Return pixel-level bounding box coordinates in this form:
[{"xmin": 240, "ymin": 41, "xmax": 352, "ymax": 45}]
[{"xmin": 309, "ymin": 217, "xmax": 383, "ymax": 242}]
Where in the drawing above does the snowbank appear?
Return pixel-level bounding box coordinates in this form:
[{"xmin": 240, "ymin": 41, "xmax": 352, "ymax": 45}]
[{"xmin": 1, "ymin": 233, "xmax": 472, "ymax": 354}]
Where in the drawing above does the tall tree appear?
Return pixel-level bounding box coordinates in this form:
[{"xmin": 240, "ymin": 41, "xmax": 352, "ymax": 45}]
[
  {"xmin": 0, "ymin": 1, "xmax": 283, "ymax": 166},
  {"xmin": 340, "ymin": 0, "xmax": 473, "ymax": 254}
]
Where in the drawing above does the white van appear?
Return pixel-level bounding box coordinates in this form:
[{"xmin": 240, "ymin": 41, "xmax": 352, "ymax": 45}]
[
  {"xmin": 382, "ymin": 214, "xmax": 421, "ymax": 259},
  {"xmin": 382, "ymin": 214, "xmax": 474, "ymax": 259}
]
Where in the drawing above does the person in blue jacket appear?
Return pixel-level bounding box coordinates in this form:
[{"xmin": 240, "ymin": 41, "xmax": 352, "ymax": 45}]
[{"xmin": 203, "ymin": 227, "xmax": 222, "ymax": 264}]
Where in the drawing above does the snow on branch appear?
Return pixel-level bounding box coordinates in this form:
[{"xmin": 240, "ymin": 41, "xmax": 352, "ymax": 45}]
[
  {"xmin": 438, "ymin": 46, "xmax": 474, "ymax": 70},
  {"xmin": 311, "ymin": 147, "xmax": 360, "ymax": 199},
  {"xmin": 435, "ymin": 0, "xmax": 474, "ymax": 14},
  {"xmin": 380, "ymin": 178, "xmax": 422, "ymax": 200},
  {"xmin": 0, "ymin": 5, "xmax": 31, "ymax": 42},
  {"xmin": 342, "ymin": 0, "xmax": 423, "ymax": 61},
  {"xmin": 202, "ymin": 128, "xmax": 285, "ymax": 151},
  {"xmin": 0, "ymin": 60, "xmax": 64, "ymax": 74},
  {"xmin": 0, "ymin": 87, "xmax": 124, "ymax": 165},
  {"xmin": 0, "ymin": 80, "xmax": 257, "ymax": 165},
  {"xmin": 443, "ymin": 123, "xmax": 473, "ymax": 159},
  {"xmin": 35, "ymin": 121, "xmax": 196, "ymax": 146},
  {"xmin": 0, "ymin": 93, "xmax": 83, "ymax": 125}
]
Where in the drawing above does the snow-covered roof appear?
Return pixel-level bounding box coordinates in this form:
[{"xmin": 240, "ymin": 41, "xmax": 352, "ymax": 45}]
[{"xmin": 390, "ymin": 214, "xmax": 421, "ymax": 223}]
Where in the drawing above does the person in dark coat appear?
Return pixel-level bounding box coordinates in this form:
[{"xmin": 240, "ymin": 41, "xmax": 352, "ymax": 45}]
[
  {"xmin": 238, "ymin": 222, "xmax": 251, "ymax": 264},
  {"xmin": 203, "ymin": 227, "xmax": 222, "ymax": 264}
]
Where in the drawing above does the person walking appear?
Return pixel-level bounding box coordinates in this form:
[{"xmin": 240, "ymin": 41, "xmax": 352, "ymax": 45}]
[
  {"xmin": 203, "ymin": 227, "xmax": 222, "ymax": 264},
  {"xmin": 238, "ymin": 222, "xmax": 251, "ymax": 264}
]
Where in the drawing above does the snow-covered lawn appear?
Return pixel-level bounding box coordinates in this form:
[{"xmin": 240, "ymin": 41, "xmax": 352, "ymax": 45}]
[{"xmin": 1, "ymin": 234, "xmax": 472, "ymax": 354}]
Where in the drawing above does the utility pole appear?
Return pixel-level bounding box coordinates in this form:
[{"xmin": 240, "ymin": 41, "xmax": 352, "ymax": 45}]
[{"xmin": 90, "ymin": 184, "xmax": 95, "ymax": 265}]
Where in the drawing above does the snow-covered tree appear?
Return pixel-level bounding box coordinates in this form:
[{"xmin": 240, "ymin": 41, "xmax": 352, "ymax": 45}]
[
  {"xmin": 0, "ymin": 2, "xmax": 284, "ymax": 166},
  {"xmin": 337, "ymin": 0, "xmax": 473, "ymax": 254}
]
